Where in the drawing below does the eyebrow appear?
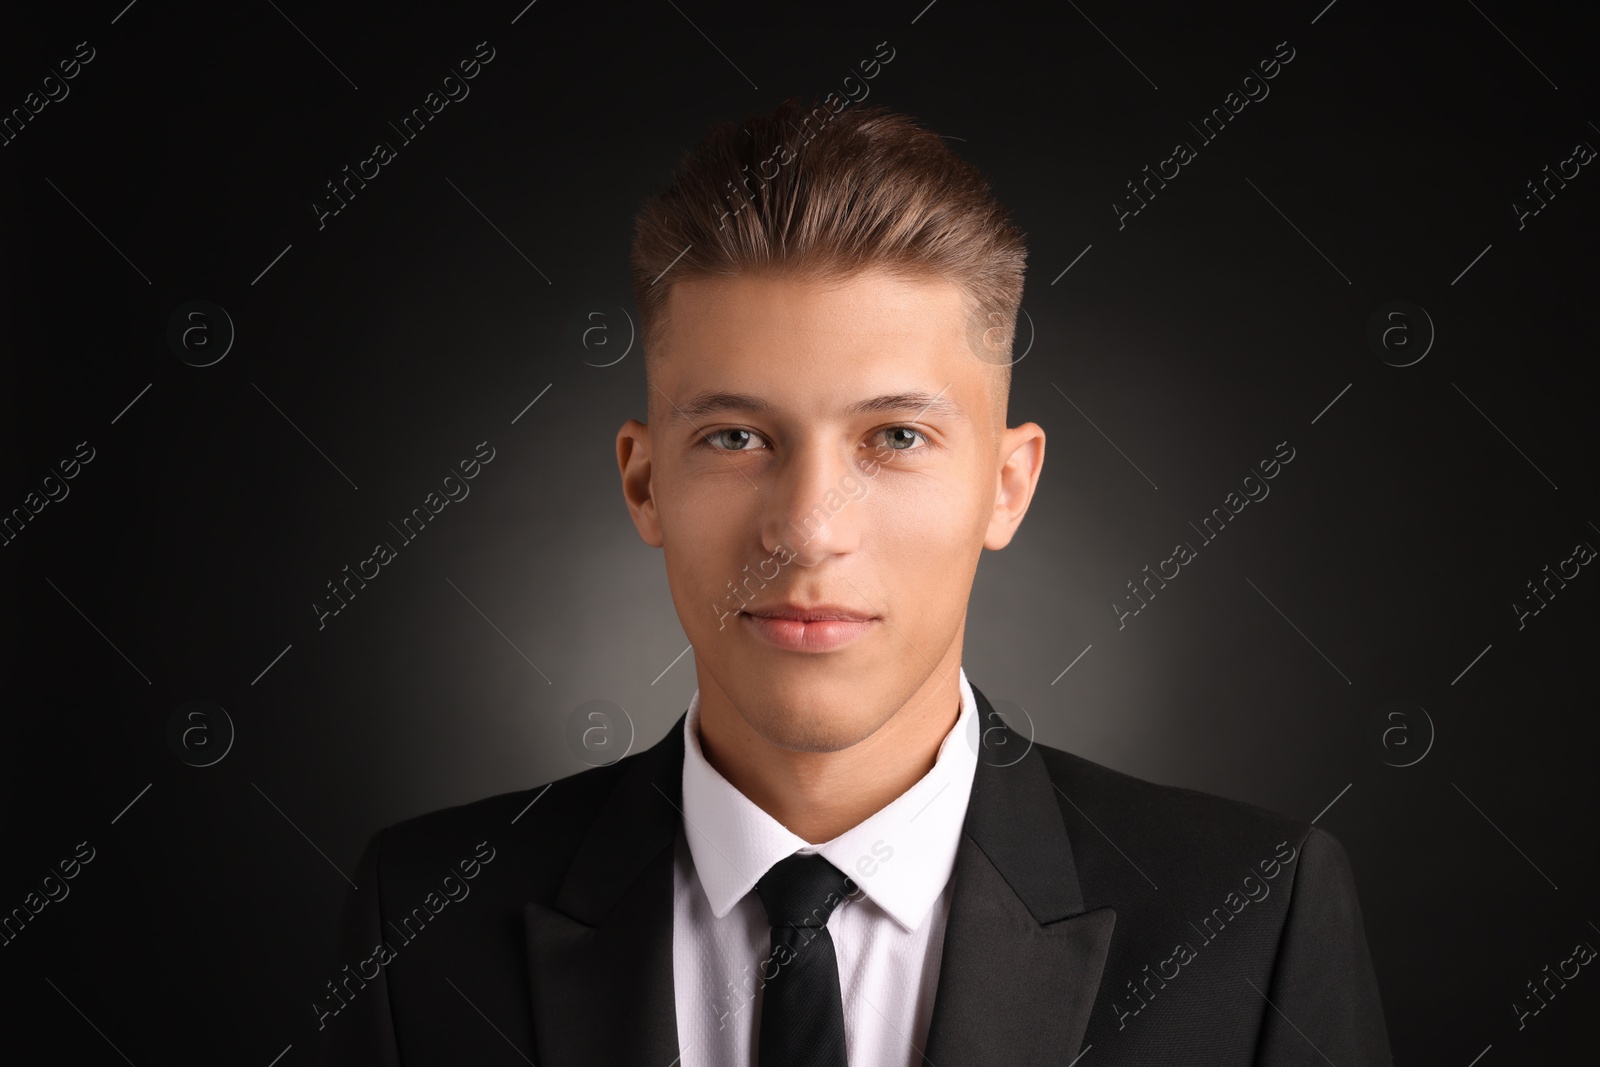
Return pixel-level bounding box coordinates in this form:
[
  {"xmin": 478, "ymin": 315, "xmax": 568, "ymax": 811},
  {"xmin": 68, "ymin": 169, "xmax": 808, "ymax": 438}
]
[{"xmin": 666, "ymin": 388, "xmax": 968, "ymax": 426}]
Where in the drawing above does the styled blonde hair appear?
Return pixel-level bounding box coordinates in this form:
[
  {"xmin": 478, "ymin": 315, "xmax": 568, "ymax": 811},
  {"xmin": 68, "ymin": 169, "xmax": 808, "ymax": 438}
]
[{"xmin": 630, "ymin": 96, "xmax": 1027, "ymax": 426}]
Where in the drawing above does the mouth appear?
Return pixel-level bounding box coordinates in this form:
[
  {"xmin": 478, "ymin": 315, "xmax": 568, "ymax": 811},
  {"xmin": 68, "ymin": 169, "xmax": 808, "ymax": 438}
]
[
  {"xmin": 738, "ymin": 606, "xmax": 878, "ymax": 652},
  {"xmin": 741, "ymin": 605, "xmax": 877, "ymax": 622}
]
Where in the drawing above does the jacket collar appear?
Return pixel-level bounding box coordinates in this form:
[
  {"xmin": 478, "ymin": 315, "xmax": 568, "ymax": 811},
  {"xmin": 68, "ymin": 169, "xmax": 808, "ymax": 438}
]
[{"xmin": 524, "ymin": 682, "xmax": 1116, "ymax": 1066}]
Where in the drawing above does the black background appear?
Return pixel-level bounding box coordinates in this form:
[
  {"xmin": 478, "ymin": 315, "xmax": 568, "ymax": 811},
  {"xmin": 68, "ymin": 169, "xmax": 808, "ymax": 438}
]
[{"xmin": 3, "ymin": 0, "xmax": 1596, "ymax": 1063}]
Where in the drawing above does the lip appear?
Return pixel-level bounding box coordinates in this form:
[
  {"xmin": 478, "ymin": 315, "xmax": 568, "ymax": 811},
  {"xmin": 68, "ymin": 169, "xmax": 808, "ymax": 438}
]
[
  {"xmin": 744, "ymin": 603, "xmax": 875, "ymax": 622},
  {"xmin": 740, "ymin": 608, "xmax": 877, "ymax": 653}
]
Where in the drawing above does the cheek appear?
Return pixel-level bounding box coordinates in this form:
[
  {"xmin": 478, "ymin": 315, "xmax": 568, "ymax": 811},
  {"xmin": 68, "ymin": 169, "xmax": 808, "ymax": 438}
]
[
  {"xmin": 660, "ymin": 492, "xmax": 760, "ymax": 606},
  {"xmin": 868, "ymin": 478, "xmax": 983, "ymax": 580},
  {"xmin": 662, "ymin": 529, "xmax": 729, "ymax": 602},
  {"xmin": 876, "ymin": 468, "xmax": 982, "ymax": 535}
]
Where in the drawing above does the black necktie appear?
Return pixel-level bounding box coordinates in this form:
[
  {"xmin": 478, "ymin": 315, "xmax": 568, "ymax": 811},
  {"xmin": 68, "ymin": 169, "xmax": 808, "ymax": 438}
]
[{"xmin": 754, "ymin": 852, "xmax": 856, "ymax": 1067}]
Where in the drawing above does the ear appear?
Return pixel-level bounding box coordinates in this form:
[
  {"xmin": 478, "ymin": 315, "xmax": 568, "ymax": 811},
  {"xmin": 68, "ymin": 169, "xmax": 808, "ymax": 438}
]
[
  {"xmin": 617, "ymin": 419, "xmax": 664, "ymax": 547},
  {"xmin": 984, "ymin": 422, "xmax": 1045, "ymax": 550}
]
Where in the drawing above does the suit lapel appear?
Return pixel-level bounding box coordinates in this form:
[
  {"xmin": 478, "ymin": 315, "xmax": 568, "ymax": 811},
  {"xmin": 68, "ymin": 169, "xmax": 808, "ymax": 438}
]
[
  {"xmin": 524, "ymin": 714, "xmax": 688, "ymax": 1066},
  {"xmin": 523, "ymin": 684, "xmax": 1117, "ymax": 1067},
  {"xmin": 921, "ymin": 684, "xmax": 1117, "ymax": 1065}
]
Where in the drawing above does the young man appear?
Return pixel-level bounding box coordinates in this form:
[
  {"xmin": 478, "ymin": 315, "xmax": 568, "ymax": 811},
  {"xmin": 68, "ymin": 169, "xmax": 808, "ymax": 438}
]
[{"xmin": 321, "ymin": 98, "xmax": 1392, "ymax": 1066}]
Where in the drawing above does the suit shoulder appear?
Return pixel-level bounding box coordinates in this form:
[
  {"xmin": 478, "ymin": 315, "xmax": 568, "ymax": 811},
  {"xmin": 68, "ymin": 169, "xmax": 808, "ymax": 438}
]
[
  {"xmin": 1031, "ymin": 740, "xmax": 1319, "ymax": 870},
  {"xmin": 375, "ymin": 755, "xmax": 634, "ymax": 870}
]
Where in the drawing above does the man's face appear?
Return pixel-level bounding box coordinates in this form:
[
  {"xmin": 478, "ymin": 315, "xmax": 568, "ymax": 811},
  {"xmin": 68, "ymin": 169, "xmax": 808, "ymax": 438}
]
[{"xmin": 617, "ymin": 267, "xmax": 1043, "ymax": 753}]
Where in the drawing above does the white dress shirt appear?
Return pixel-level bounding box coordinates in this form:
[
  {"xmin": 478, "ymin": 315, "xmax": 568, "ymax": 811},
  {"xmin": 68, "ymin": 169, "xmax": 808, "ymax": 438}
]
[{"xmin": 673, "ymin": 667, "xmax": 980, "ymax": 1067}]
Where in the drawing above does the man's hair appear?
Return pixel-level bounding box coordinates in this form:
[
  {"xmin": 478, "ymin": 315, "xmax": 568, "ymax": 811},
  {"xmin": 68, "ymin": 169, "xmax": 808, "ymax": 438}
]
[{"xmin": 629, "ymin": 96, "xmax": 1027, "ymax": 428}]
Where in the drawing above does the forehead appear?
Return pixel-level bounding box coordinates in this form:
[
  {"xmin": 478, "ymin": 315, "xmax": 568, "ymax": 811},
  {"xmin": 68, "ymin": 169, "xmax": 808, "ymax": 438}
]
[{"xmin": 655, "ymin": 268, "xmax": 976, "ymax": 396}]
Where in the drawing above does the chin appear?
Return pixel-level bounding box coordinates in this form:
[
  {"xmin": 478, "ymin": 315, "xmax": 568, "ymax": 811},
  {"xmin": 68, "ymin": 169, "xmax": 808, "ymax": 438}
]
[
  {"xmin": 756, "ymin": 716, "xmax": 871, "ymax": 754},
  {"xmin": 737, "ymin": 684, "xmax": 894, "ymax": 754}
]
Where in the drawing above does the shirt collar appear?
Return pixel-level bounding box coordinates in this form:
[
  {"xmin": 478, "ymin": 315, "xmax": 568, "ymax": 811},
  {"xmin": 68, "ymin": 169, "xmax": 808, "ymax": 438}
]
[{"xmin": 680, "ymin": 667, "xmax": 978, "ymax": 933}]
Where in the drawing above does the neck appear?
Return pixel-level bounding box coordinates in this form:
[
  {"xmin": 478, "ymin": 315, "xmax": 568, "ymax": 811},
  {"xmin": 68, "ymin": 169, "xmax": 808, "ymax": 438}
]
[{"xmin": 694, "ymin": 655, "xmax": 964, "ymax": 844}]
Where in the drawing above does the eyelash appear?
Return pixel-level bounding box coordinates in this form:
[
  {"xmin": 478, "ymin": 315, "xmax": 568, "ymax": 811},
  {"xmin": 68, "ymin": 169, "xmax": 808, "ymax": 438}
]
[{"xmin": 698, "ymin": 426, "xmax": 930, "ymax": 455}]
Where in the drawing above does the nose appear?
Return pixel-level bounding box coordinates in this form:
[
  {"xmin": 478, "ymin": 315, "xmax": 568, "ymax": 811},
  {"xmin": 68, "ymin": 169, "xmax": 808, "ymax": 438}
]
[{"xmin": 760, "ymin": 440, "xmax": 865, "ymax": 567}]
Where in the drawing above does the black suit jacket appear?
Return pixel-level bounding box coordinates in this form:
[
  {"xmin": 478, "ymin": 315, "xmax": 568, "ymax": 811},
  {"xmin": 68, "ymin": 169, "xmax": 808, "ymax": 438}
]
[{"xmin": 319, "ymin": 683, "xmax": 1392, "ymax": 1065}]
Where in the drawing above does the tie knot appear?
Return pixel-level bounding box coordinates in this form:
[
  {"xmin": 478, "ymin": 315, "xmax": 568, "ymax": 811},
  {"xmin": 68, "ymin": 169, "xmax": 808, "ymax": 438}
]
[{"xmin": 755, "ymin": 852, "xmax": 858, "ymax": 929}]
